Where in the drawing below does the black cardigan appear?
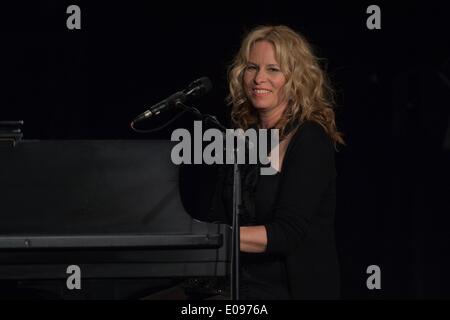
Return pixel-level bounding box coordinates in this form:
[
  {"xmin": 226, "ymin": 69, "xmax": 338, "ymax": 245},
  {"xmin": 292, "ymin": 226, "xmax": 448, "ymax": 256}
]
[
  {"xmin": 265, "ymin": 121, "xmax": 340, "ymax": 299},
  {"xmin": 180, "ymin": 121, "xmax": 340, "ymax": 299}
]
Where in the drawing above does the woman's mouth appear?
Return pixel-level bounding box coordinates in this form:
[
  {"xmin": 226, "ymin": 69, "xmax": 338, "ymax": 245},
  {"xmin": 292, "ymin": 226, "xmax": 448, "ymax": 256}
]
[{"xmin": 252, "ymin": 88, "xmax": 272, "ymax": 97}]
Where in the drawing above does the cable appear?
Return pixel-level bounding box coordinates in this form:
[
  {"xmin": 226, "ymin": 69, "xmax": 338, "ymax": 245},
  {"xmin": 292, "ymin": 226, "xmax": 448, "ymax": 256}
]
[{"xmin": 129, "ymin": 107, "xmax": 189, "ymax": 133}]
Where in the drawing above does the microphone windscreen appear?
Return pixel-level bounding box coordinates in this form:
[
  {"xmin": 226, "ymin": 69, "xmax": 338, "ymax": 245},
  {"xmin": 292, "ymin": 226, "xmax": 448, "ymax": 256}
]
[
  {"xmin": 198, "ymin": 76, "xmax": 213, "ymax": 93},
  {"xmin": 189, "ymin": 77, "xmax": 212, "ymax": 97}
]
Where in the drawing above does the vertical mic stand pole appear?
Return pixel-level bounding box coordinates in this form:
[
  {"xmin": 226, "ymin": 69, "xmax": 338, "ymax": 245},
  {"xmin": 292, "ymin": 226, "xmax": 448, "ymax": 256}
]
[
  {"xmin": 231, "ymin": 150, "xmax": 241, "ymax": 300},
  {"xmin": 205, "ymin": 117, "xmax": 241, "ymax": 300},
  {"xmin": 179, "ymin": 104, "xmax": 241, "ymax": 300}
]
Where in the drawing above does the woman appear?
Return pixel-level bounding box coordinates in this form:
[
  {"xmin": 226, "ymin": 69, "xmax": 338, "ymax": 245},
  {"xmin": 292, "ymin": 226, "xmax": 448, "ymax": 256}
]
[{"xmin": 210, "ymin": 25, "xmax": 345, "ymax": 300}]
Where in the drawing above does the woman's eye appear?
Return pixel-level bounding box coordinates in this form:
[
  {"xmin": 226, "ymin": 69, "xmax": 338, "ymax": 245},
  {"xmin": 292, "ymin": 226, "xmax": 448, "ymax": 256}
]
[
  {"xmin": 246, "ymin": 65, "xmax": 257, "ymax": 70},
  {"xmin": 268, "ymin": 68, "xmax": 280, "ymax": 72}
]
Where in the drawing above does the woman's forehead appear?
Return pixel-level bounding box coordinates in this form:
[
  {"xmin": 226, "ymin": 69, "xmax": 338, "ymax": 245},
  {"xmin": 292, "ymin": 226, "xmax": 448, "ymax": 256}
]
[{"xmin": 247, "ymin": 41, "xmax": 279, "ymax": 63}]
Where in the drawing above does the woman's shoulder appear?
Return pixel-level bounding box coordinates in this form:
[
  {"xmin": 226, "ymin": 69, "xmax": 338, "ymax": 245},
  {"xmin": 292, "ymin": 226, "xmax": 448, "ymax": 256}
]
[
  {"xmin": 282, "ymin": 120, "xmax": 336, "ymax": 171},
  {"xmin": 291, "ymin": 120, "xmax": 333, "ymax": 147}
]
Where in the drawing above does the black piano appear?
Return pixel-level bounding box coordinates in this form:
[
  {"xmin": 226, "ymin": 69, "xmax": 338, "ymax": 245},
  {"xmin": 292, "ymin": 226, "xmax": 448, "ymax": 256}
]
[{"xmin": 0, "ymin": 140, "xmax": 230, "ymax": 299}]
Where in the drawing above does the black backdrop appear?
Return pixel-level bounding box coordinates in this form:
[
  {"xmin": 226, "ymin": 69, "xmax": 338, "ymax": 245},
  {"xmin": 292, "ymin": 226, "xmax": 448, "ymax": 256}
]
[{"xmin": 1, "ymin": 0, "xmax": 449, "ymax": 298}]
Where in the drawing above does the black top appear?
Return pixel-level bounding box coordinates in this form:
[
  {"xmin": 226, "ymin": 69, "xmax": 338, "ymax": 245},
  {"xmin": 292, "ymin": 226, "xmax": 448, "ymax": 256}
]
[
  {"xmin": 179, "ymin": 120, "xmax": 340, "ymax": 299},
  {"xmin": 240, "ymin": 171, "xmax": 292, "ymax": 299}
]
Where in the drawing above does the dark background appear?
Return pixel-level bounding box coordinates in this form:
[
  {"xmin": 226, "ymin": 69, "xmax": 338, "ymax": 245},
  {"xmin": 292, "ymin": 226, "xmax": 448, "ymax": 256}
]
[{"xmin": 1, "ymin": 0, "xmax": 449, "ymax": 298}]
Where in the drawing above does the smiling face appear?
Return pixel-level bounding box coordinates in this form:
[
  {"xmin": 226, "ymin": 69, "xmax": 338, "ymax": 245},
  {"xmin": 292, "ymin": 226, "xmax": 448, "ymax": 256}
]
[{"xmin": 243, "ymin": 40, "xmax": 288, "ymax": 117}]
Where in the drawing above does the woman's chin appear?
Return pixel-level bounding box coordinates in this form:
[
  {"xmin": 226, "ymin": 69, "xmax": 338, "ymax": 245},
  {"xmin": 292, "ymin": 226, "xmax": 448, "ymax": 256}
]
[{"xmin": 251, "ymin": 104, "xmax": 271, "ymax": 111}]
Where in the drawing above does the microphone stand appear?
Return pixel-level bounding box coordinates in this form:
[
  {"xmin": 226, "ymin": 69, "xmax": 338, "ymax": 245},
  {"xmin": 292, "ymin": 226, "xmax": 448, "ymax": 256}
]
[
  {"xmin": 231, "ymin": 153, "xmax": 241, "ymax": 300},
  {"xmin": 177, "ymin": 102, "xmax": 242, "ymax": 300}
]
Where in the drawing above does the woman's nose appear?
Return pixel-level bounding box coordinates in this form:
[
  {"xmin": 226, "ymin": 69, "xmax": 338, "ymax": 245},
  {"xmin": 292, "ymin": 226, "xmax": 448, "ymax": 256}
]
[{"xmin": 253, "ymin": 70, "xmax": 267, "ymax": 84}]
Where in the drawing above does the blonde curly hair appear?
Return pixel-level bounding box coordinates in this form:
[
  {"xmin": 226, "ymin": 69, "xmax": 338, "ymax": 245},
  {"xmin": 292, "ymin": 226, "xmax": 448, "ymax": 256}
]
[{"xmin": 227, "ymin": 25, "xmax": 345, "ymax": 146}]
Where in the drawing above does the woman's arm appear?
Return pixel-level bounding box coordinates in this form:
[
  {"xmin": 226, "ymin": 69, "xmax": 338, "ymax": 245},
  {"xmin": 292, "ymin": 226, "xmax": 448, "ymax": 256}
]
[
  {"xmin": 240, "ymin": 122, "xmax": 335, "ymax": 255},
  {"xmin": 264, "ymin": 122, "xmax": 336, "ymax": 256},
  {"xmin": 240, "ymin": 225, "xmax": 268, "ymax": 253}
]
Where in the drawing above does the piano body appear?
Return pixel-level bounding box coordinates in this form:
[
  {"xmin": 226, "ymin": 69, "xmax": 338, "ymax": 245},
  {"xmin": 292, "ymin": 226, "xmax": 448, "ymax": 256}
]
[{"xmin": 0, "ymin": 140, "xmax": 230, "ymax": 299}]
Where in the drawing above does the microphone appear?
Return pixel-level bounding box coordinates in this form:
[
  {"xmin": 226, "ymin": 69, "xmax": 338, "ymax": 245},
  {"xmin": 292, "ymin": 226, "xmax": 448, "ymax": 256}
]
[{"xmin": 132, "ymin": 77, "xmax": 212, "ymax": 124}]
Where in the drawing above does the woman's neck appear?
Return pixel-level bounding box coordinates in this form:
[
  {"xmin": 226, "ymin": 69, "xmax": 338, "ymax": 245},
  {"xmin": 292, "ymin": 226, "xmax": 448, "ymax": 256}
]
[{"xmin": 258, "ymin": 104, "xmax": 287, "ymax": 129}]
